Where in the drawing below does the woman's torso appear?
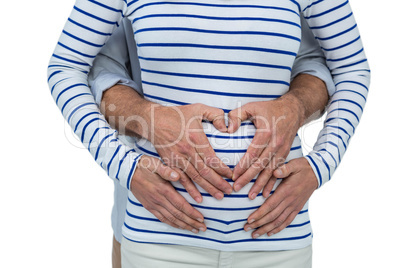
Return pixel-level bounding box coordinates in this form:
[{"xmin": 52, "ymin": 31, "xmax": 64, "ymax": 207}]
[{"xmin": 122, "ymin": 0, "xmax": 312, "ymax": 251}]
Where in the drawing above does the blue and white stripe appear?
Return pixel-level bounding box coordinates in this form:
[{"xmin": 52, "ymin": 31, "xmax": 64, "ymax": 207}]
[
  {"xmin": 48, "ymin": 0, "xmax": 369, "ymax": 251},
  {"xmin": 303, "ymin": 0, "xmax": 370, "ymax": 187}
]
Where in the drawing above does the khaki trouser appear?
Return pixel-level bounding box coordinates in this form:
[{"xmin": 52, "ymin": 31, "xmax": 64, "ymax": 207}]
[
  {"xmin": 120, "ymin": 237, "xmax": 312, "ymax": 268},
  {"xmin": 112, "ymin": 236, "xmax": 122, "ymax": 268}
]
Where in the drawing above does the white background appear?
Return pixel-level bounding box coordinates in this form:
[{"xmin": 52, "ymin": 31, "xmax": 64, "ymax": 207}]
[{"xmin": 1, "ymin": 0, "xmax": 401, "ymax": 267}]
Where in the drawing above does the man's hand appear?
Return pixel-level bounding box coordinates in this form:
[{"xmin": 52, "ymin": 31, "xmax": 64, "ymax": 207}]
[
  {"xmin": 227, "ymin": 95, "xmax": 304, "ymax": 199},
  {"xmin": 102, "ymin": 86, "xmax": 233, "ymax": 201},
  {"xmin": 148, "ymin": 103, "xmax": 233, "ymax": 200},
  {"xmin": 243, "ymin": 158, "xmax": 318, "ymax": 238},
  {"xmin": 130, "ymin": 155, "xmax": 207, "ymax": 233},
  {"xmin": 227, "ymin": 74, "xmax": 328, "ymax": 200}
]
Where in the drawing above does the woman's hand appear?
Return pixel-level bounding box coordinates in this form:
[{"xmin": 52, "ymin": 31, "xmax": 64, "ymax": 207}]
[
  {"xmin": 130, "ymin": 155, "xmax": 207, "ymax": 234},
  {"xmin": 244, "ymin": 158, "xmax": 318, "ymax": 238}
]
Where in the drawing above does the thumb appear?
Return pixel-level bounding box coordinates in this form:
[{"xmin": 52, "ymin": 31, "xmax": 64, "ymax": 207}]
[
  {"xmin": 154, "ymin": 160, "xmax": 180, "ymax": 182},
  {"xmin": 273, "ymin": 161, "xmax": 294, "ymax": 178},
  {"xmin": 227, "ymin": 106, "xmax": 249, "ymax": 133},
  {"xmin": 200, "ymin": 104, "xmax": 227, "ymax": 133}
]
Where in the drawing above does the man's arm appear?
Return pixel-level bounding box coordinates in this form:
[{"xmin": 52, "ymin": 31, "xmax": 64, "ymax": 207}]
[{"xmin": 88, "ymin": 19, "xmax": 143, "ymax": 104}]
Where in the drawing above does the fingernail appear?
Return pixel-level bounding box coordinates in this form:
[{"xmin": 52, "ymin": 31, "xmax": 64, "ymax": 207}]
[
  {"xmin": 192, "ymin": 229, "xmax": 199, "ymax": 234},
  {"xmin": 227, "ymin": 123, "xmax": 232, "ymax": 133},
  {"xmin": 234, "ymin": 184, "xmax": 240, "ymax": 192},
  {"xmin": 248, "ymin": 219, "xmax": 255, "ymax": 224},
  {"xmin": 195, "ymin": 197, "xmax": 202, "ymax": 204},
  {"xmin": 268, "ymin": 232, "xmax": 274, "ymax": 237},
  {"xmin": 170, "ymin": 171, "xmax": 179, "ymax": 180},
  {"xmin": 245, "ymin": 226, "xmax": 251, "ymax": 232},
  {"xmin": 215, "ymin": 192, "xmax": 224, "ymax": 200},
  {"xmin": 252, "ymin": 233, "xmax": 260, "ymax": 239},
  {"xmin": 197, "ymin": 218, "xmax": 203, "ymax": 223},
  {"xmin": 275, "ymin": 169, "xmax": 282, "ymax": 177},
  {"xmin": 250, "ymin": 193, "xmax": 257, "ymax": 200},
  {"xmin": 199, "ymin": 226, "xmax": 206, "ymax": 232}
]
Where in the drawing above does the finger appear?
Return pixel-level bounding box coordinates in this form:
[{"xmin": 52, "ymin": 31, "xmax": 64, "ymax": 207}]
[
  {"xmin": 153, "ymin": 206, "xmax": 202, "ymax": 234},
  {"xmin": 198, "ymin": 150, "xmax": 233, "ymax": 180},
  {"xmin": 247, "ymin": 189, "xmax": 285, "ymax": 224},
  {"xmin": 273, "ymin": 161, "xmax": 293, "ymax": 179},
  {"xmin": 227, "ymin": 105, "xmax": 249, "ymax": 133},
  {"xmin": 233, "ymin": 146, "xmax": 274, "ymax": 192},
  {"xmin": 164, "ymin": 189, "xmax": 206, "ymax": 228},
  {"xmin": 150, "ymin": 209, "xmax": 181, "ymax": 230},
  {"xmin": 212, "ymin": 117, "xmax": 227, "ymax": 133},
  {"xmin": 248, "ymin": 166, "xmax": 275, "ymax": 200},
  {"xmin": 232, "ymin": 130, "xmax": 270, "ymax": 181},
  {"xmin": 139, "ymin": 156, "xmax": 179, "ymax": 181},
  {"xmin": 199, "ymin": 104, "xmax": 228, "ymax": 132},
  {"xmin": 154, "ymin": 161, "xmax": 180, "ymax": 181},
  {"xmin": 250, "ymin": 207, "xmax": 294, "ymax": 239},
  {"xmin": 246, "ymin": 199, "xmax": 289, "ymax": 231},
  {"xmin": 179, "ymin": 159, "xmax": 225, "ymax": 200},
  {"xmin": 175, "ymin": 168, "xmax": 203, "ymax": 204},
  {"xmin": 197, "ymin": 149, "xmax": 233, "ymax": 179},
  {"xmin": 233, "ymin": 157, "xmax": 267, "ymax": 192},
  {"xmin": 187, "ymin": 153, "xmax": 232, "ymax": 195},
  {"xmin": 157, "ymin": 200, "xmax": 207, "ymax": 233},
  {"xmin": 248, "ymin": 152, "xmax": 286, "ymax": 199},
  {"xmin": 190, "ymin": 131, "xmax": 233, "ymax": 179},
  {"xmin": 267, "ymin": 211, "xmax": 299, "ymax": 237},
  {"xmin": 262, "ymin": 175, "xmax": 277, "ymax": 198}
]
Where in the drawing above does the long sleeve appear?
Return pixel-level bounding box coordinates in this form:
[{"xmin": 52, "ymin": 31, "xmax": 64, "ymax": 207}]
[
  {"xmin": 301, "ymin": 0, "xmax": 370, "ymax": 188},
  {"xmin": 291, "ymin": 15, "xmax": 335, "ymax": 96},
  {"xmin": 47, "ymin": 0, "xmax": 142, "ymax": 190},
  {"xmin": 88, "ymin": 19, "xmax": 143, "ymax": 105}
]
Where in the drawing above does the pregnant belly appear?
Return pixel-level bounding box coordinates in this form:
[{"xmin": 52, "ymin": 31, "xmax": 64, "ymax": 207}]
[
  {"xmin": 131, "ymin": 121, "xmax": 303, "ymax": 204},
  {"xmin": 122, "ymin": 120, "xmax": 305, "ymax": 242}
]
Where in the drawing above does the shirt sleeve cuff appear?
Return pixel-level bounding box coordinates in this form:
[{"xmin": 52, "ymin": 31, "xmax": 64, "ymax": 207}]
[
  {"xmin": 304, "ymin": 152, "xmax": 332, "ymax": 189},
  {"xmin": 89, "ymin": 71, "xmax": 142, "ymax": 106},
  {"xmin": 116, "ymin": 153, "xmax": 143, "ymax": 191},
  {"xmin": 291, "ymin": 61, "xmax": 336, "ymax": 97}
]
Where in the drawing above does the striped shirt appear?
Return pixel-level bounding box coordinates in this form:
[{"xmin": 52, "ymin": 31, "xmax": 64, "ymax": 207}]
[{"xmin": 48, "ymin": 0, "xmax": 370, "ymax": 251}]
